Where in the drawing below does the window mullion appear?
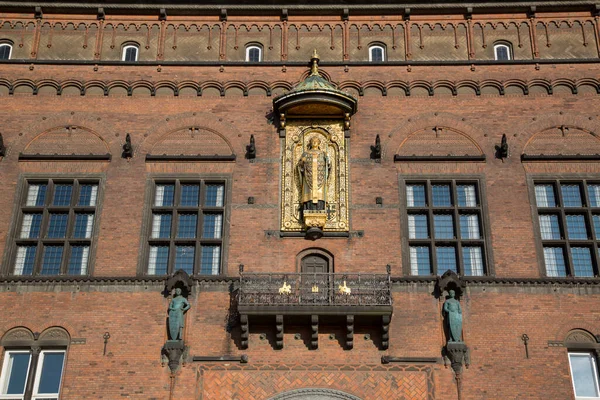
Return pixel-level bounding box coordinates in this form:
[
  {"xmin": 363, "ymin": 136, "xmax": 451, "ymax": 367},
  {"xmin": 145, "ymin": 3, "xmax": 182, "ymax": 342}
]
[
  {"xmin": 427, "ymin": 182, "xmax": 435, "ymax": 275},
  {"xmin": 23, "ymin": 347, "xmax": 41, "ymax": 400}
]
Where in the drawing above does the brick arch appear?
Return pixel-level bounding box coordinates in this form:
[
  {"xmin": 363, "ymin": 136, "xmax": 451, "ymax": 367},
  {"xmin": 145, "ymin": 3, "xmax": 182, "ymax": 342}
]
[
  {"xmin": 386, "ymin": 112, "xmax": 485, "ymax": 159},
  {"xmin": 553, "ymin": 320, "xmax": 600, "ymax": 342},
  {"xmin": 13, "ymin": 112, "xmax": 115, "ymax": 156},
  {"xmin": 296, "ymin": 248, "xmax": 334, "ymax": 273},
  {"xmin": 24, "ymin": 125, "xmax": 109, "ymax": 156},
  {"xmin": 517, "ymin": 113, "xmax": 600, "ymax": 156},
  {"xmin": 141, "ymin": 112, "xmax": 240, "ymax": 155}
]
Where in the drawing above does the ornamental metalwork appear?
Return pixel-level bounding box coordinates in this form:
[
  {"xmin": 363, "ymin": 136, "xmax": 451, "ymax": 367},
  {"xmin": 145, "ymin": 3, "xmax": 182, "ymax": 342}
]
[{"xmin": 238, "ymin": 272, "xmax": 391, "ymax": 307}]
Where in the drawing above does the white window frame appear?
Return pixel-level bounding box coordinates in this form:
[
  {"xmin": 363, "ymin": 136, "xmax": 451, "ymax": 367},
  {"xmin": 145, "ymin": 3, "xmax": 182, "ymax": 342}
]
[
  {"xmin": 493, "ymin": 43, "xmax": 512, "ymax": 61},
  {"xmin": 568, "ymin": 352, "xmax": 600, "ymax": 400},
  {"xmin": 121, "ymin": 44, "xmax": 139, "ymax": 62},
  {"xmin": 0, "ymin": 350, "xmax": 31, "ymax": 399},
  {"xmin": 368, "ymin": 45, "xmax": 386, "ymax": 62},
  {"xmin": 0, "ymin": 43, "xmax": 12, "ymax": 60},
  {"xmin": 31, "ymin": 350, "xmax": 65, "ymax": 400},
  {"xmin": 245, "ymin": 45, "xmax": 262, "ymax": 62}
]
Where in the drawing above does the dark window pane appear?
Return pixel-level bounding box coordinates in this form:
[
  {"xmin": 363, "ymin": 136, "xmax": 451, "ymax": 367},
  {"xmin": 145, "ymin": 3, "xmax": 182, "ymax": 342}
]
[
  {"xmin": 495, "ymin": 45, "xmax": 510, "ymax": 60},
  {"xmin": 47, "ymin": 213, "xmax": 68, "ymax": 238},
  {"xmin": 53, "ymin": 184, "xmax": 73, "ymax": 206},
  {"xmin": 408, "ymin": 214, "xmax": 428, "ymax": 239},
  {"xmin": 73, "ymin": 213, "xmax": 94, "ymax": 239},
  {"xmin": 202, "ymin": 213, "xmax": 222, "ymax": 239},
  {"xmin": 539, "ymin": 214, "xmax": 561, "ymax": 240},
  {"xmin": 68, "ymin": 246, "xmax": 89, "ymax": 275},
  {"xmin": 20, "ymin": 213, "xmax": 42, "ymax": 239},
  {"xmin": 151, "ymin": 214, "xmax": 172, "ymax": 239},
  {"xmin": 432, "ymin": 185, "xmax": 451, "ymax": 207},
  {"xmin": 433, "ymin": 214, "xmax": 454, "ymax": 239},
  {"xmin": 566, "ymin": 214, "xmax": 588, "ymax": 240},
  {"xmin": 247, "ymin": 47, "xmax": 261, "ymax": 62},
  {"xmin": 180, "ymin": 184, "xmax": 199, "ymax": 207},
  {"xmin": 175, "ymin": 246, "xmax": 195, "ymax": 274},
  {"xmin": 200, "ymin": 245, "xmax": 220, "ymax": 275},
  {"xmin": 26, "ymin": 184, "xmax": 47, "ymax": 206},
  {"xmin": 36, "ymin": 352, "xmax": 65, "ymax": 394},
  {"xmin": 123, "ymin": 46, "xmax": 138, "ymax": 62},
  {"xmin": 177, "ymin": 213, "xmax": 198, "ymax": 238},
  {"xmin": 0, "ymin": 44, "xmax": 11, "ymax": 60},
  {"xmin": 535, "ymin": 184, "xmax": 556, "ymax": 207},
  {"xmin": 561, "ymin": 184, "xmax": 583, "ymax": 207},
  {"xmin": 5, "ymin": 352, "xmax": 30, "ymax": 395},
  {"xmin": 155, "ymin": 185, "xmax": 174, "ymax": 206},
  {"xmin": 205, "ymin": 184, "xmax": 224, "ymax": 207},
  {"xmin": 40, "ymin": 246, "xmax": 63, "ymax": 275},
  {"xmin": 14, "ymin": 246, "xmax": 36, "ymax": 275},
  {"xmin": 410, "ymin": 246, "xmax": 431, "ymax": 275},
  {"xmin": 78, "ymin": 184, "xmax": 98, "ymax": 206},
  {"xmin": 148, "ymin": 246, "xmax": 169, "ymax": 275},
  {"xmin": 370, "ymin": 47, "xmax": 384, "ymax": 62},
  {"xmin": 593, "ymin": 215, "xmax": 600, "ymax": 238},
  {"xmin": 436, "ymin": 246, "xmax": 457, "ymax": 274},
  {"xmin": 571, "ymin": 247, "xmax": 594, "ymax": 277}
]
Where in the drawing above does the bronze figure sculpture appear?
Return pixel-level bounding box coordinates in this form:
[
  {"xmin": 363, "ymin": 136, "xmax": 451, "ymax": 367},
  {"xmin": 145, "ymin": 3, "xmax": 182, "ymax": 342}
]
[
  {"xmin": 168, "ymin": 288, "xmax": 191, "ymax": 341},
  {"xmin": 443, "ymin": 289, "xmax": 463, "ymax": 342},
  {"xmin": 298, "ymin": 136, "xmax": 330, "ymax": 211}
]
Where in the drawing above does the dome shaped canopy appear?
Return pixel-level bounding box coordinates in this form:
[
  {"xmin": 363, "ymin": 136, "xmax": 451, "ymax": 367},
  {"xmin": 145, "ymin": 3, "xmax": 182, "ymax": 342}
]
[{"xmin": 273, "ymin": 50, "xmax": 358, "ymax": 117}]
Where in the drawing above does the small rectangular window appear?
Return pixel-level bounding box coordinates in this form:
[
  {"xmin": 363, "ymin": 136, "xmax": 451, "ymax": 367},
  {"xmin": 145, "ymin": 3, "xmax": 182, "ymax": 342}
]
[{"xmin": 568, "ymin": 352, "xmax": 600, "ymax": 399}]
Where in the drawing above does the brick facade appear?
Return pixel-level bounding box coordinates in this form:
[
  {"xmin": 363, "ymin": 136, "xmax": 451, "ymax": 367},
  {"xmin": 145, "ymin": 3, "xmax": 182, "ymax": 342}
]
[{"xmin": 0, "ymin": 1, "xmax": 599, "ymax": 399}]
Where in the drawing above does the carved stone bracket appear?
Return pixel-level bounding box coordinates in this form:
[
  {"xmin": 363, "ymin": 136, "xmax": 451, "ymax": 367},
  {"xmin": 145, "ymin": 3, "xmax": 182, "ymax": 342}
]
[
  {"xmin": 276, "ymin": 315, "xmax": 284, "ymax": 349},
  {"xmin": 443, "ymin": 341, "xmax": 470, "ymax": 376},
  {"xmin": 311, "ymin": 315, "xmax": 318, "ymax": 350},
  {"xmin": 162, "ymin": 340, "xmax": 187, "ymax": 374},
  {"xmin": 346, "ymin": 315, "xmax": 354, "ymax": 350},
  {"xmin": 381, "ymin": 315, "xmax": 390, "ymax": 350},
  {"xmin": 240, "ymin": 314, "xmax": 249, "ymax": 349}
]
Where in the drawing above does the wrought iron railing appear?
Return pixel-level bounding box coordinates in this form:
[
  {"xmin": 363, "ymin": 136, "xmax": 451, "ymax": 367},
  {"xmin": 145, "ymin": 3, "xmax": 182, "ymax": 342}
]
[{"xmin": 238, "ymin": 272, "xmax": 392, "ymax": 307}]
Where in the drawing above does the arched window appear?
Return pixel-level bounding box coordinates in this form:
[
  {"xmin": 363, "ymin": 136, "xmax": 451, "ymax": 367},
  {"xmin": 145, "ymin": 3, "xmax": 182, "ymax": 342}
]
[
  {"xmin": 296, "ymin": 248, "xmax": 333, "ymax": 274},
  {"xmin": 494, "ymin": 42, "xmax": 512, "ymax": 61},
  {"xmin": 121, "ymin": 43, "xmax": 139, "ymax": 62},
  {"xmin": 245, "ymin": 45, "xmax": 262, "ymax": 62},
  {"xmin": 0, "ymin": 42, "xmax": 13, "ymax": 60},
  {"xmin": 369, "ymin": 44, "xmax": 385, "ymax": 62}
]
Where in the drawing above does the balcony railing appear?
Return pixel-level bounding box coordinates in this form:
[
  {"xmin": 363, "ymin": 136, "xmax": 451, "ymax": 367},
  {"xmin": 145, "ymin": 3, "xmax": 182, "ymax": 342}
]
[{"xmin": 238, "ymin": 272, "xmax": 392, "ymax": 307}]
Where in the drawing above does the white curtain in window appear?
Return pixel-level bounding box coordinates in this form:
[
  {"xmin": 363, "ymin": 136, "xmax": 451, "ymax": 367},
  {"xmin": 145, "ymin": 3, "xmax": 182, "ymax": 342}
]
[
  {"xmin": 20, "ymin": 214, "xmax": 34, "ymax": 238},
  {"xmin": 408, "ymin": 215, "xmax": 417, "ymax": 239},
  {"xmin": 14, "ymin": 247, "xmax": 31, "ymax": 275},
  {"xmin": 406, "ymin": 185, "xmax": 416, "ymax": 207},
  {"xmin": 148, "ymin": 247, "xmax": 158, "ymax": 275},
  {"xmin": 212, "ymin": 214, "xmax": 223, "ymax": 239},
  {"xmin": 84, "ymin": 215, "xmax": 94, "ymax": 238},
  {"xmin": 539, "ymin": 215, "xmax": 553, "ymax": 240},
  {"xmin": 214, "ymin": 185, "xmax": 224, "ymax": 207},
  {"xmin": 151, "ymin": 214, "xmax": 166, "ymax": 238},
  {"xmin": 589, "ymin": 184, "xmax": 600, "ymax": 207},
  {"xmin": 460, "ymin": 185, "xmax": 476, "ymax": 207},
  {"xmin": 76, "ymin": 246, "xmax": 89, "ymax": 275},
  {"xmin": 26, "ymin": 185, "xmax": 41, "ymax": 206},
  {"xmin": 464, "ymin": 247, "xmax": 483, "ymax": 276},
  {"xmin": 535, "ymin": 185, "xmax": 552, "ymax": 207},
  {"xmin": 543, "ymin": 247, "xmax": 561, "ymax": 277},
  {"xmin": 89, "ymin": 185, "xmax": 98, "ymax": 206},
  {"xmin": 461, "ymin": 214, "xmax": 480, "ymax": 239},
  {"xmin": 154, "ymin": 185, "xmax": 166, "ymax": 206}
]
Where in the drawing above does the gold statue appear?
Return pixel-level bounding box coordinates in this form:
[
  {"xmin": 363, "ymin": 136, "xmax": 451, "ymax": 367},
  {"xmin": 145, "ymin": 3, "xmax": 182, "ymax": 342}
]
[{"xmin": 297, "ymin": 137, "xmax": 330, "ymax": 211}]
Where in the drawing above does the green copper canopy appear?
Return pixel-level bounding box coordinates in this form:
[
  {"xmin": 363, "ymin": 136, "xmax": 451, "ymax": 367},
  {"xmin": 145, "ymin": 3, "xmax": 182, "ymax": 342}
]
[{"xmin": 273, "ymin": 50, "xmax": 358, "ymax": 117}]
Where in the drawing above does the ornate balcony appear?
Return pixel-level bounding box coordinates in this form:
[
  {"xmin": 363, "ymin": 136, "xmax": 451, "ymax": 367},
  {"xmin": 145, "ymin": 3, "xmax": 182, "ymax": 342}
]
[{"xmin": 237, "ymin": 270, "xmax": 393, "ymax": 350}]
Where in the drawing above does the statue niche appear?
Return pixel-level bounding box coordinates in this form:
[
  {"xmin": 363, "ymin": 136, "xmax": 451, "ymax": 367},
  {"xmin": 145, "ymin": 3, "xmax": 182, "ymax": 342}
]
[{"xmin": 282, "ymin": 125, "xmax": 346, "ymax": 238}]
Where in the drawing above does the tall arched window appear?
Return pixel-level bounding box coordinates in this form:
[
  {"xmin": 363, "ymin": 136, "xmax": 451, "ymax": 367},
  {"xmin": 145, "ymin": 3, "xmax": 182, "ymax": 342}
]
[
  {"xmin": 121, "ymin": 43, "xmax": 139, "ymax": 62},
  {"xmin": 369, "ymin": 44, "xmax": 385, "ymax": 62},
  {"xmin": 245, "ymin": 45, "xmax": 262, "ymax": 62},
  {"xmin": 0, "ymin": 42, "xmax": 13, "ymax": 60},
  {"xmin": 494, "ymin": 42, "xmax": 512, "ymax": 61}
]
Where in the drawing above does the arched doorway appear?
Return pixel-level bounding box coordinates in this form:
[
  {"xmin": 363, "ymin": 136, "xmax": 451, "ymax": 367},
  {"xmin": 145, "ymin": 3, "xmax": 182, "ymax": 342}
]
[
  {"xmin": 297, "ymin": 248, "xmax": 333, "ymax": 273},
  {"xmin": 267, "ymin": 388, "xmax": 363, "ymax": 400}
]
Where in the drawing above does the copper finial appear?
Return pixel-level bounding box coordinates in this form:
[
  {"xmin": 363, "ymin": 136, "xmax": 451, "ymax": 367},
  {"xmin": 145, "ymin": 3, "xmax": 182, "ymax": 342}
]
[{"xmin": 310, "ymin": 49, "xmax": 320, "ymax": 76}]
